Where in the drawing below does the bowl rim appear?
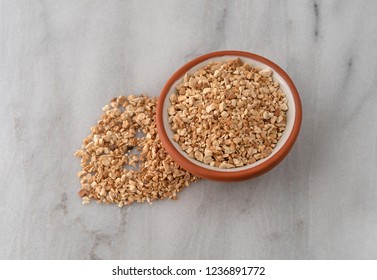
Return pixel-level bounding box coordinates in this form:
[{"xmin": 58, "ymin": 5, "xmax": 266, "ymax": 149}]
[{"xmin": 156, "ymin": 50, "xmax": 302, "ymax": 181}]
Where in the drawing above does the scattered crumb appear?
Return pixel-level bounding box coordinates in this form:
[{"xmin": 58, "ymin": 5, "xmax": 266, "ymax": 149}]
[{"xmin": 74, "ymin": 95, "xmax": 199, "ymax": 207}]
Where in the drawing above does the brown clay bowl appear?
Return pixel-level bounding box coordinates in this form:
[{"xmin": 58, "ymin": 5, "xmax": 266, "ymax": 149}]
[{"xmin": 156, "ymin": 50, "xmax": 302, "ymax": 181}]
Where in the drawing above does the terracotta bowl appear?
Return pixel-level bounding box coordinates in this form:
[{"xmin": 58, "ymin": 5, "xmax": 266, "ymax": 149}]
[{"xmin": 156, "ymin": 50, "xmax": 302, "ymax": 181}]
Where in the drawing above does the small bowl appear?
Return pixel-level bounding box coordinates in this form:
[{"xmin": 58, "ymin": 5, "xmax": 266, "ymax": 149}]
[{"xmin": 157, "ymin": 50, "xmax": 302, "ymax": 181}]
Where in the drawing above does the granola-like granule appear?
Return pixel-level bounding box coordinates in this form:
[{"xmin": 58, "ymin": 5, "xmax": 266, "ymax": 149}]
[
  {"xmin": 168, "ymin": 58, "xmax": 288, "ymax": 168},
  {"xmin": 74, "ymin": 95, "xmax": 199, "ymax": 207}
]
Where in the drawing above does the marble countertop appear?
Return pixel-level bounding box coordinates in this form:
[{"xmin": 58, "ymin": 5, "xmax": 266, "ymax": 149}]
[{"xmin": 1, "ymin": 0, "xmax": 377, "ymax": 259}]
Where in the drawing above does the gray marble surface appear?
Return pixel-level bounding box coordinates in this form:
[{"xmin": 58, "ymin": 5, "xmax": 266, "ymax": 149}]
[{"xmin": 1, "ymin": 0, "xmax": 377, "ymax": 259}]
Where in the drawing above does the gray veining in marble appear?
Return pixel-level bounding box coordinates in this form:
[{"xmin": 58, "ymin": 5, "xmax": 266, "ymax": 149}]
[{"xmin": 1, "ymin": 0, "xmax": 377, "ymax": 259}]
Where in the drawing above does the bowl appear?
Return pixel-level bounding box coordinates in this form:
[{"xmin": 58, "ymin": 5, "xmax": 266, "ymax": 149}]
[{"xmin": 156, "ymin": 50, "xmax": 302, "ymax": 181}]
